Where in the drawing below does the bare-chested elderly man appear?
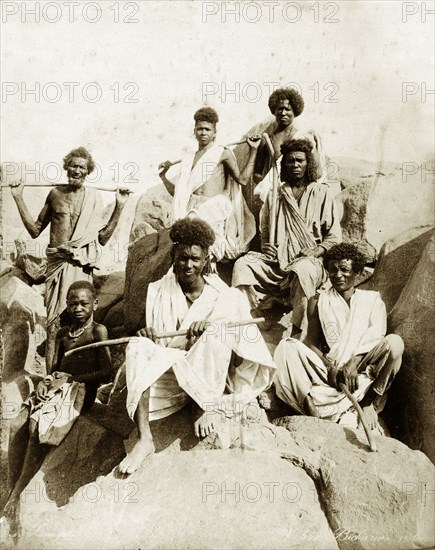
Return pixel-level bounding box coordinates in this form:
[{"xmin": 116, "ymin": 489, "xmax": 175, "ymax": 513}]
[
  {"xmin": 159, "ymin": 107, "xmax": 260, "ymax": 262},
  {"xmin": 10, "ymin": 147, "xmax": 130, "ymax": 368}
]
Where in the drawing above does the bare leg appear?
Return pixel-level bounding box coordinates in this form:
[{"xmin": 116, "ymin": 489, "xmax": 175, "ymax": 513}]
[
  {"xmin": 289, "ymin": 280, "xmax": 308, "ymax": 338},
  {"xmin": 3, "ymin": 419, "xmax": 51, "ymax": 542},
  {"xmin": 303, "ymin": 395, "xmax": 319, "ymax": 417},
  {"xmin": 119, "ymin": 389, "xmax": 155, "ymax": 475},
  {"xmin": 45, "ymin": 317, "xmax": 60, "ymax": 372},
  {"xmin": 7, "ymin": 409, "xmax": 31, "ymax": 491}
]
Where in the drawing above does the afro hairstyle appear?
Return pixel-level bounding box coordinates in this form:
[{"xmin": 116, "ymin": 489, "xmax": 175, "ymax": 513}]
[
  {"xmin": 268, "ymin": 87, "xmax": 304, "ymax": 117},
  {"xmin": 323, "ymin": 243, "xmax": 367, "ymax": 274},
  {"xmin": 193, "ymin": 107, "xmax": 219, "ymax": 126},
  {"xmin": 170, "ymin": 217, "xmax": 215, "ymax": 250}
]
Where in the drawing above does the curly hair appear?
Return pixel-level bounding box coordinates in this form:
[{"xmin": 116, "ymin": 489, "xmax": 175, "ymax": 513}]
[
  {"xmin": 67, "ymin": 280, "xmax": 96, "ymax": 299},
  {"xmin": 194, "ymin": 107, "xmax": 219, "ymax": 126},
  {"xmin": 268, "ymin": 87, "xmax": 304, "ymax": 117},
  {"xmin": 170, "ymin": 217, "xmax": 215, "ymax": 250},
  {"xmin": 280, "ymin": 138, "xmax": 318, "ymax": 184},
  {"xmin": 323, "ymin": 243, "xmax": 367, "ymax": 274},
  {"xmin": 63, "ymin": 147, "xmax": 95, "ymax": 174}
]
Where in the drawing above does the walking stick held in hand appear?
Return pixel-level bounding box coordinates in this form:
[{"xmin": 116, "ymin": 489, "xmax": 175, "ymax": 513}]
[
  {"xmin": 339, "ymin": 382, "xmax": 378, "ymax": 452},
  {"xmin": 158, "ymin": 137, "xmax": 260, "ymax": 174},
  {"xmin": 262, "ymin": 133, "xmax": 279, "ymax": 247}
]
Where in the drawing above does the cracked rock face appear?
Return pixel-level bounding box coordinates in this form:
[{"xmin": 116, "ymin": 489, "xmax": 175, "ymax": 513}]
[{"xmin": 8, "ymin": 413, "xmax": 434, "ymax": 549}]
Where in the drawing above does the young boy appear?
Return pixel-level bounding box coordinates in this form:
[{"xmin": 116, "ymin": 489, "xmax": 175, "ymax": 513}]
[{"xmin": 3, "ymin": 280, "xmax": 113, "ymax": 541}]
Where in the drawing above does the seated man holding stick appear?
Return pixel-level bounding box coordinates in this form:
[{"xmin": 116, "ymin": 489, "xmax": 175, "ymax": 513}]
[
  {"xmin": 232, "ymin": 138, "xmax": 342, "ymax": 337},
  {"xmin": 274, "ymin": 243, "xmax": 404, "ymax": 432},
  {"xmin": 119, "ymin": 217, "xmax": 276, "ymax": 474}
]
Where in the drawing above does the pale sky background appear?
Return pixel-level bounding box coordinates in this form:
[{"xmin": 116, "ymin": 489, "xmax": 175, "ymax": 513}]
[{"xmin": 1, "ymin": 0, "xmax": 434, "ymax": 195}]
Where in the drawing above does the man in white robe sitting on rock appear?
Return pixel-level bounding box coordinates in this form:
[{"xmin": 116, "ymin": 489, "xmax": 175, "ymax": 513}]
[
  {"xmin": 119, "ymin": 217, "xmax": 276, "ymax": 474},
  {"xmin": 274, "ymin": 243, "xmax": 404, "ymax": 431}
]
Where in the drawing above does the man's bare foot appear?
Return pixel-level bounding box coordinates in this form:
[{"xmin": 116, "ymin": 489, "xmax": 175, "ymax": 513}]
[
  {"xmin": 194, "ymin": 410, "xmax": 222, "ymax": 438},
  {"xmin": 359, "ymin": 403, "xmax": 379, "ymax": 431},
  {"xmin": 118, "ymin": 438, "xmax": 155, "ymax": 475},
  {"xmin": 258, "ymin": 392, "xmax": 272, "ymax": 410},
  {"xmin": 2, "ymin": 498, "xmax": 22, "ymax": 543}
]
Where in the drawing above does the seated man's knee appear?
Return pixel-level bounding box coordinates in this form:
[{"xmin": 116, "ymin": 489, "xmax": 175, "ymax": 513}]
[{"xmin": 384, "ymin": 334, "xmax": 405, "ymax": 359}]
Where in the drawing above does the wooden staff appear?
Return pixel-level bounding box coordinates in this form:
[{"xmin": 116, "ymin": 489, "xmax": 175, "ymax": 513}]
[
  {"xmin": 159, "ymin": 138, "xmax": 257, "ymax": 173},
  {"xmin": 1, "ymin": 181, "xmax": 131, "ymax": 193},
  {"xmin": 262, "ymin": 132, "xmax": 279, "ymax": 246},
  {"xmin": 339, "ymin": 382, "xmax": 378, "ymax": 452},
  {"xmin": 64, "ymin": 317, "xmax": 265, "ymax": 357}
]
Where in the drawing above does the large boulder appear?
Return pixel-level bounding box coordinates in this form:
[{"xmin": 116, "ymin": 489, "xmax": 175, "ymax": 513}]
[
  {"xmin": 385, "ymin": 230, "xmax": 435, "ymax": 462},
  {"xmin": 123, "ymin": 229, "xmax": 173, "ymax": 333},
  {"xmin": 129, "ymin": 185, "xmax": 172, "ymax": 244},
  {"xmin": 361, "ymin": 226, "xmax": 435, "ymax": 462},
  {"xmin": 362, "ymin": 225, "xmax": 433, "ymax": 312},
  {"xmin": 5, "ymin": 414, "xmax": 434, "ymax": 549},
  {"xmin": 272, "ymin": 417, "xmax": 434, "ymax": 550},
  {"xmin": 0, "ymin": 276, "xmax": 46, "ymax": 381},
  {"xmin": 335, "ymin": 157, "xmax": 434, "ymax": 260},
  {"xmin": 93, "ymin": 271, "xmax": 125, "ymax": 324}
]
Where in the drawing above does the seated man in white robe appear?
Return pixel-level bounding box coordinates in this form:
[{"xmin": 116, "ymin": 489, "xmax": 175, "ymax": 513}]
[
  {"xmin": 158, "ymin": 107, "xmax": 259, "ymax": 261},
  {"xmin": 232, "ymin": 138, "xmax": 342, "ymax": 337},
  {"xmin": 119, "ymin": 218, "xmax": 276, "ymax": 474},
  {"xmin": 274, "ymin": 243, "xmax": 404, "ymax": 431}
]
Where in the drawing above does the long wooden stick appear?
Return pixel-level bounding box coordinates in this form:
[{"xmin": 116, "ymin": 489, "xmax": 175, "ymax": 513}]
[
  {"xmin": 339, "ymin": 382, "xmax": 378, "ymax": 452},
  {"xmin": 159, "ymin": 139, "xmax": 253, "ymax": 173},
  {"xmin": 262, "ymin": 132, "xmax": 279, "ymax": 245},
  {"xmin": 64, "ymin": 317, "xmax": 265, "ymax": 357},
  {"xmin": 1, "ymin": 182, "xmax": 130, "ymax": 192}
]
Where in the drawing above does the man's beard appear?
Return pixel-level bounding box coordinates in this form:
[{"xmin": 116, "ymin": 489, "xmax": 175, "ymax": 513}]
[{"xmin": 68, "ymin": 177, "xmax": 85, "ymax": 188}]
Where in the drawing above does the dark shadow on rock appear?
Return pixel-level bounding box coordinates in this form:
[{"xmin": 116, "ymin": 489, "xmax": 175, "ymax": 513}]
[
  {"xmin": 342, "ymin": 425, "xmax": 374, "ymax": 453},
  {"xmin": 40, "ymin": 416, "xmax": 125, "ymax": 508}
]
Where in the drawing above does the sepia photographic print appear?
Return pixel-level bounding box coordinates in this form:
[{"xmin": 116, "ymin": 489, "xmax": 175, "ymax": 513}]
[{"xmin": 1, "ymin": 1, "xmax": 434, "ymax": 548}]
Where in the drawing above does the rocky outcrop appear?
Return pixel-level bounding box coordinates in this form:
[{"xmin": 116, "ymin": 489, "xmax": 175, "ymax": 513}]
[
  {"xmin": 129, "ymin": 185, "xmax": 172, "ymax": 244},
  {"xmin": 361, "ymin": 226, "xmax": 435, "ymax": 462},
  {"xmin": 0, "ymin": 276, "xmax": 46, "ymax": 380},
  {"xmin": 5, "ymin": 414, "xmax": 434, "ymax": 549},
  {"xmin": 123, "ymin": 229, "xmax": 172, "ymax": 333},
  {"xmin": 335, "ymin": 157, "xmax": 434, "ymax": 261},
  {"xmin": 93, "ymin": 271, "xmax": 125, "ymax": 324}
]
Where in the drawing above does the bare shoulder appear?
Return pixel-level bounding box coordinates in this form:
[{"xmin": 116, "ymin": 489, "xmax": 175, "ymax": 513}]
[
  {"xmin": 92, "ymin": 322, "xmax": 109, "ymax": 341},
  {"xmin": 56, "ymin": 326, "xmax": 69, "ymax": 341}
]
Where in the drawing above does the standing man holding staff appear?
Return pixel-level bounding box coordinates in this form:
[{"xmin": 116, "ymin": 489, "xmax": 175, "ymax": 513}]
[{"xmin": 10, "ymin": 146, "xmax": 130, "ymax": 368}]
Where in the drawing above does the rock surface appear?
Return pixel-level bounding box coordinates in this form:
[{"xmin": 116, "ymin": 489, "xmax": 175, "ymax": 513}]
[
  {"xmin": 4, "ymin": 414, "xmax": 434, "ymax": 550},
  {"xmin": 123, "ymin": 228, "xmax": 172, "ymax": 333},
  {"xmin": 0, "ymin": 276, "xmax": 46, "ymax": 380},
  {"xmin": 130, "ymin": 188, "xmax": 172, "ymax": 244},
  {"xmin": 93, "ymin": 271, "xmax": 125, "ymax": 324}
]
